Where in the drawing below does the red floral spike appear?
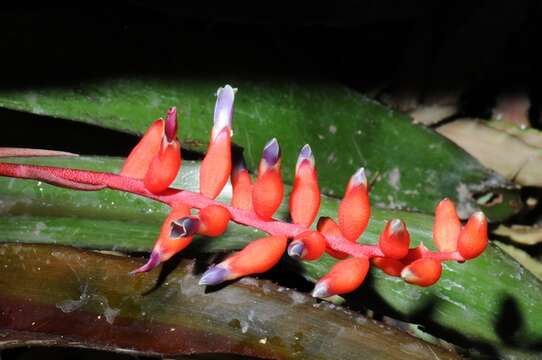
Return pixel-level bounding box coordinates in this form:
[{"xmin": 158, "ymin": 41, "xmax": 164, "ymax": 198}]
[
  {"xmin": 199, "ymin": 235, "xmax": 287, "ymax": 285},
  {"xmin": 200, "ymin": 85, "xmax": 235, "ymax": 199},
  {"xmin": 457, "ymin": 212, "xmax": 488, "ymax": 260},
  {"xmin": 170, "ymin": 205, "xmax": 230, "ymax": 239},
  {"xmin": 121, "ymin": 107, "xmax": 181, "ymax": 194},
  {"xmin": 231, "ymin": 157, "xmax": 253, "ymax": 210},
  {"xmin": 290, "ymin": 144, "xmax": 320, "ymax": 227},
  {"xmin": 120, "ymin": 119, "xmax": 164, "ymax": 179},
  {"xmin": 198, "ymin": 205, "xmax": 231, "ymax": 237},
  {"xmin": 130, "ymin": 204, "xmax": 191, "ymax": 274},
  {"xmin": 317, "ymin": 217, "xmax": 349, "ymax": 259},
  {"xmin": 433, "ymin": 199, "xmax": 461, "ymax": 252},
  {"xmin": 252, "ymin": 138, "xmax": 284, "ymax": 220},
  {"xmin": 378, "ymin": 219, "xmax": 410, "ymax": 260},
  {"xmin": 143, "ymin": 138, "xmax": 181, "ymax": 194},
  {"xmin": 0, "ymin": 87, "xmax": 493, "ymax": 295},
  {"xmin": 401, "ymin": 258, "xmax": 442, "ymax": 287},
  {"xmin": 371, "ymin": 257, "xmax": 405, "ymax": 277},
  {"xmin": 312, "ymin": 257, "xmax": 370, "ymax": 297},
  {"xmin": 338, "ymin": 167, "xmax": 370, "ymax": 241},
  {"xmin": 288, "ymin": 231, "xmax": 326, "ymax": 260}
]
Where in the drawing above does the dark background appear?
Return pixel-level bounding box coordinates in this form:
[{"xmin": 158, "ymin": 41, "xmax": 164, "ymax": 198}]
[
  {"xmin": 1, "ymin": 2, "xmax": 541, "ymax": 359},
  {"xmin": 2, "ymin": 1, "xmax": 542, "ymax": 133}
]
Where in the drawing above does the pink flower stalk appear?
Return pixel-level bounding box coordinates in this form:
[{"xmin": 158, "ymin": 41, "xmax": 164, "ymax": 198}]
[{"xmin": 0, "ymin": 85, "xmax": 489, "ymax": 298}]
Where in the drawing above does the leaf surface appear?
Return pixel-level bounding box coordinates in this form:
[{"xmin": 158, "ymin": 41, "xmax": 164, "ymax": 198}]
[
  {"xmin": 0, "ymin": 156, "xmax": 540, "ymax": 359},
  {"xmin": 0, "ymin": 79, "xmax": 520, "ymax": 220}
]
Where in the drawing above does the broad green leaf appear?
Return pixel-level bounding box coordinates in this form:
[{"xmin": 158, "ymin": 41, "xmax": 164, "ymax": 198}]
[
  {"xmin": 0, "ymin": 244, "xmax": 461, "ymax": 360},
  {"xmin": 0, "ymin": 78, "xmax": 520, "ymax": 220},
  {"xmin": 0, "ymin": 156, "xmax": 540, "ymax": 359}
]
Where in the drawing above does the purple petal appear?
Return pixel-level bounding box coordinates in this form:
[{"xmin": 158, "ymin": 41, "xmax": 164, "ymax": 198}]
[
  {"xmin": 262, "ymin": 138, "xmax": 280, "ymax": 167},
  {"xmin": 129, "ymin": 251, "xmax": 161, "ymax": 275},
  {"xmin": 295, "ymin": 144, "xmax": 315, "ymax": 173},
  {"xmin": 165, "ymin": 107, "xmax": 178, "ymax": 142},
  {"xmin": 170, "ymin": 217, "xmax": 200, "ymax": 239},
  {"xmin": 213, "ymin": 85, "xmax": 235, "ymax": 134},
  {"xmin": 199, "ymin": 265, "xmax": 229, "ymax": 286},
  {"xmin": 287, "ymin": 241, "xmax": 305, "ymax": 259}
]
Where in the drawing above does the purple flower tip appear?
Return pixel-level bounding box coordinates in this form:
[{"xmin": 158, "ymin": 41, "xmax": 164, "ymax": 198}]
[
  {"xmin": 165, "ymin": 107, "xmax": 178, "ymax": 142},
  {"xmin": 213, "ymin": 85, "xmax": 235, "ymax": 134},
  {"xmin": 129, "ymin": 251, "xmax": 161, "ymax": 275},
  {"xmin": 199, "ymin": 265, "xmax": 229, "ymax": 286},
  {"xmin": 287, "ymin": 241, "xmax": 305, "ymax": 259},
  {"xmin": 170, "ymin": 217, "xmax": 200, "ymax": 239},
  {"xmin": 311, "ymin": 281, "xmax": 331, "ymax": 298},
  {"xmin": 300, "ymin": 144, "xmax": 312, "ymax": 159},
  {"xmin": 262, "ymin": 138, "xmax": 281, "ymax": 167},
  {"xmin": 296, "ymin": 144, "xmax": 315, "ymax": 172},
  {"xmin": 351, "ymin": 167, "xmax": 367, "ymax": 187}
]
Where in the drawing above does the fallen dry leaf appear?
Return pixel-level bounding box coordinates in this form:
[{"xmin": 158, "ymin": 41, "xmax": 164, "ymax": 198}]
[{"xmin": 437, "ymin": 119, "xmax": 542, "ymax": 186}]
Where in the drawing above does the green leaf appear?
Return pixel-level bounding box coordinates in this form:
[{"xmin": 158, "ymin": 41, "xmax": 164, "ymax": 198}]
[
  {"xmin": 1, "ymin": 244, "xmax": 462, "ymax": 360},
  {"xmin": 0, "ymin": 78, "xmax": 520, "ymax": 220},
  {"xmin": 0, "ymin": 156, "xmax": 540, "ymax": 359}
]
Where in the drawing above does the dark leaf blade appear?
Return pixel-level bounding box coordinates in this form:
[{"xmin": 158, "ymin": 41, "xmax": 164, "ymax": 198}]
[
  {"xmin": 0, "ymin": 155, "xmax": 540, "ymax": 359},
  {"xmin": 0, "ymin": 78, "xmax": 520, "ymax": 219},
  {"xmin": 0, "ymin": 243, "xmax": 459, "ymax": 360}
]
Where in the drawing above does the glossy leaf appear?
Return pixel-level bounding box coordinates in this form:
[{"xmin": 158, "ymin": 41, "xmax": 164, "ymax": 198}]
[
  {"xmin": 0, "ymin": 78, "xmax": 520, "ymax": 220},
  {"xmin": 0, "ymin": 243, "xmax": 459, "ymax": 360},
  {"xmin": 0, "ymin": 156, "xmax": 540, "ymax": 359}
]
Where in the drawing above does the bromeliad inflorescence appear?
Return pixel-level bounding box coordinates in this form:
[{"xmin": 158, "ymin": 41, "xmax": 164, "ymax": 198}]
[{"xmin": 0, "ymin": 85, "xmax": 489, "ymax": 298}]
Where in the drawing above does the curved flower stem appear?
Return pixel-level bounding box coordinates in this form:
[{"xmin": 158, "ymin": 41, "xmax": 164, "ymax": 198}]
[
  {"xmin": 0, "ymin": 161, "xmax": 465, "ymax": 262},
  {"xmin": 0, "ymin": 148, "xmax": 79, "ymax": 158}
]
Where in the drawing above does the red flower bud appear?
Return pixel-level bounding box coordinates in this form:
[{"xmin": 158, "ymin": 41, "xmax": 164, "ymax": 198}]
[
  {"xmin": 289, "ymin": 231, "xmax": 326, "ymax": 260},
  {"xmin": 121, "ymin": 119, "xmax": 165, "ymax": 179},
  {"xmin": 290, "ymin": 144, "xmax": 320, "ymax": 227},
  {"xmin": 338, "ymin": 168, "xmax": 370, "ymax": 241},
  {"xmin": 433, "ymin": 199, "xmax": 461, "ymax": 252},
  {"xmin": 130, "ymin": 204, "xmax": 191, "ymax": 274},
  {"xmin": 199, "ymin": 86, "xmax": 235, "ymax": 199},
  {"xmin": 457, "ymin": 212, "xmax": 488, "ymax": 260},
  {"xmin": 312, "ymin": 257, "xmax": 370, "ymax": 297},
  {"xmin": 199, "ymin": 129, "xmax": 231, "ymax": 200},
  {"xmin": 143, "ymin": 138, "xmax": 181, "ymax": 194},
  {"xmin": 401, "ymin": 258, "xmax": 442, "ymax": 287},
  {"xmin": 378, "ymin": 219, "xmax": 410, "ymax": 260},
  {"xmin": 231, "ymin": 159, "xmax": 253, "ymax": 211},
  {"xmin": 121, "ymin": 108, "xmax": 182, "ymax": 194},
  {"xmin": 252, "ymin": 139, "xmax": 283, "ymax": 220},
  {"xmin": 154, "ymin": 204, "xmax": 193, "ymax": 260},
  {"xmin": 371, "ymin": 257, "xmax": 405, "ymax": 277},
  {"xmin": 199, "ymin": 235, "xmax": 287, "ymax": 285},
  {"xmin": 317, "ymin": 217, "xmax": 349, "ymax": 259},
  {"xmin": 198, "ymin": 205, "xmax": 231, "ymax": 237}
]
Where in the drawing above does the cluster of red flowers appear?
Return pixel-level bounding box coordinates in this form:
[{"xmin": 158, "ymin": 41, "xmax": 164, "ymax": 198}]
[{"xmin": 0, "ymin": 85, "xmax": 488, "ymax": 298}]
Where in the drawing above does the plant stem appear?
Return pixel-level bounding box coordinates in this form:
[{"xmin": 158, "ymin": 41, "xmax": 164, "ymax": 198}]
[{"xmin": 0, "ymin": 161, "xmax": 465, "ymax": 262}]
